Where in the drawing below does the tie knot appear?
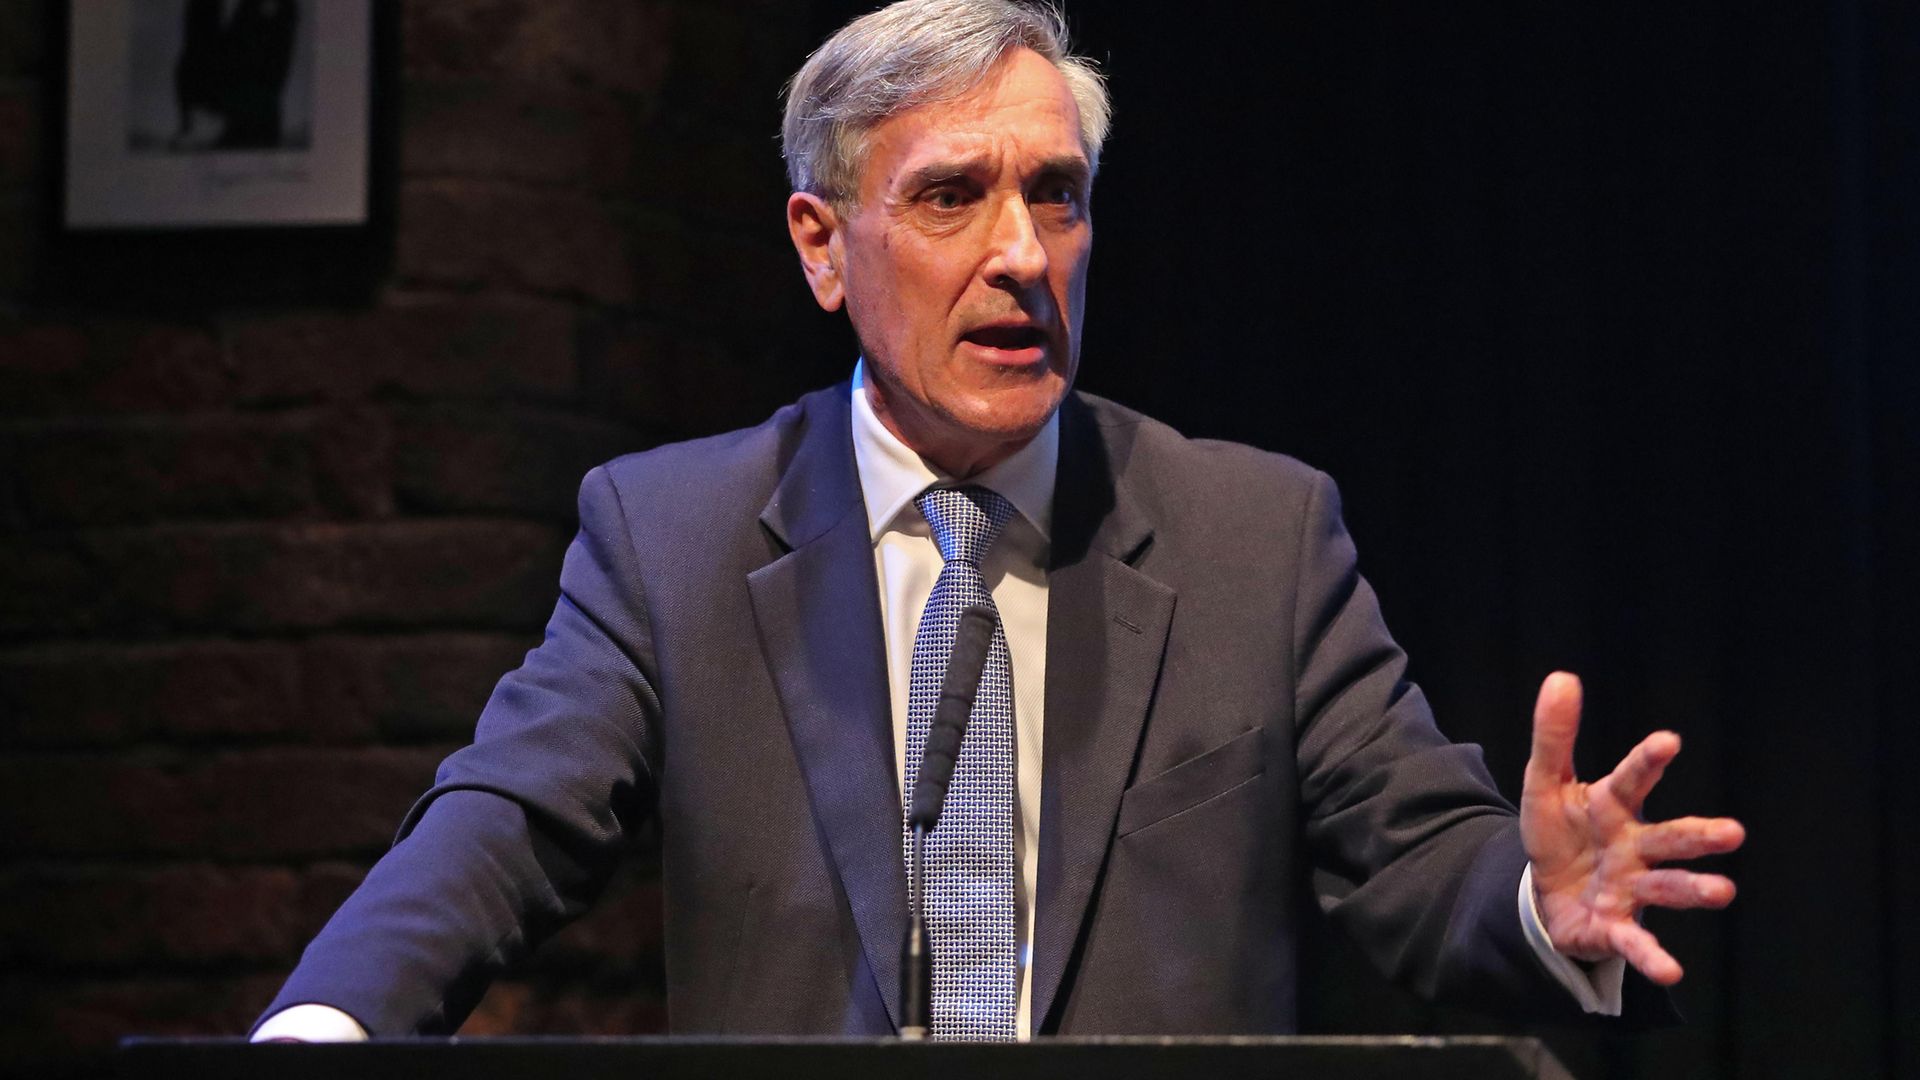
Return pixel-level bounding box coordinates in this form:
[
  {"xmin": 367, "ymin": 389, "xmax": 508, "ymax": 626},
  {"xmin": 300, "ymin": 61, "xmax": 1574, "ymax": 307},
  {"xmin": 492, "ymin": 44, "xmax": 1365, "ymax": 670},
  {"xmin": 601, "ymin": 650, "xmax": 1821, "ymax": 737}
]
[{"xmin": 916, "ymin": 486, "xmax": 1015, "ymax": 567}]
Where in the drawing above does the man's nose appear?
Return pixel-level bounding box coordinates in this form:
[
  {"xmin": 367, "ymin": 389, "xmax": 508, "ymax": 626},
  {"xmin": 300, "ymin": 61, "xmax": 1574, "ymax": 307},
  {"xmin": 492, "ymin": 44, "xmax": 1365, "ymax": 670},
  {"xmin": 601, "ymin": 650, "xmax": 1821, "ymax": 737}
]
[{"xmin": 984, "ymin": 197, "xmax": 1049, "ymax": 289}]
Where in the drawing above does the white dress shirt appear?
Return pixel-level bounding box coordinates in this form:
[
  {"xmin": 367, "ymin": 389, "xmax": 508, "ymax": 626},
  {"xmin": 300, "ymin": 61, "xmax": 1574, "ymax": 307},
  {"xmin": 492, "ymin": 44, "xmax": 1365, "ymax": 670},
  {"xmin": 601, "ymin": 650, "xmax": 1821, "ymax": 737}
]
[{"xmin": 252, "ymin": 364, "xmax": 1618, "ymax": 1043}]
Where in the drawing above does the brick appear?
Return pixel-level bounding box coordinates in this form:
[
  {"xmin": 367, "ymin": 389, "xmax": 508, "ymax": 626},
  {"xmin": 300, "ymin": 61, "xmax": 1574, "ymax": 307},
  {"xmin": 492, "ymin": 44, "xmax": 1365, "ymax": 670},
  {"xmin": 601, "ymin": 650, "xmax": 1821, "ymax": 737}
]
[
  {"xmin": 393, "ymin": 404, "xmax": 638, "ymax": 521},
  {"xmin": 0, "ymin": 187, "xmax": 27, "ymax": 298},
  {"xmin": 0, "ymin": 641, "xmax": 311, "ymax": 747},
  {"xmin": 309, "ymin": 405, "xmax": 399, "ymax": 518},
  {"xmin": 0, "ymin": 973, "xmax": 284, "ymax": 1072},
  {"xmin": 0, "ymin": 320, "xmax": 86, "ymax": 374},
  {"xmin": 0, "ymin": 408, "xmax": 399, "ymax": 528},
  {"xmin": 303, "ymin": 632, "xmax": 533, "ymax": 741},
  {"xmin": 403, "ymin": 0, "xmax": 672, "ymax": 100},
  {"xmin": 396, "ymin": 180, "xmax": 636, "ymax": 306},
  {"xmin": 574, "ymin": 315, "xmax": 680, "ymax": 430},
  {"xmin": 519, "ymin": 857, "xmax": 663, "ymax": 978},
  {"xmin": 0, "ymin": 84, "xmax": 35, "ymax": 189},
  {"xmin": 227, "ymin": 297, "xmax": 577, "ymax": 405},
  {"xmin": 0, "ymin": 535, "xmax": 108, "ymax": 638},
  {"xmin": 0, "ymin": 520, "xmax": 568, "ymax": 636},
  {"xmin": 576, "ymin": 317, "xmax": 820, "ymax": 441},
  {"xmin": 0, "ymin": 633, "xmax": 533, "ymax": 749},
  {"xmin": 463, "ymin": 979, "xmax": 666, "ymax": 1036},
  {"xmin": 403, "ymin": 76, "xmax": 641, "ymax": 194},
  {"xmin": 0, "ymin": 746, "xmax": 448, "ymax": 858},
  {"xmin": 0, "ymin": 861, "xmax": 363, "ymax": 968},
  {"xmin": 3, "ymin": 415, "xmax": 311, "ymax": 526},
  {"xmin": 0, "ymin": 317, "xmax": 233, "ymax": 417}
]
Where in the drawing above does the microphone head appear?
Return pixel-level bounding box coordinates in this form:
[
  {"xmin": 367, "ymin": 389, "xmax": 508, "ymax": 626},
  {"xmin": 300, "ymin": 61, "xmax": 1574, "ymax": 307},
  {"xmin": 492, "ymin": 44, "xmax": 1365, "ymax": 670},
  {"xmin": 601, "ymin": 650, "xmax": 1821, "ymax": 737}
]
[{"xmin": 907, "ymin": 605, "xmax": 996, "ymax": 829}]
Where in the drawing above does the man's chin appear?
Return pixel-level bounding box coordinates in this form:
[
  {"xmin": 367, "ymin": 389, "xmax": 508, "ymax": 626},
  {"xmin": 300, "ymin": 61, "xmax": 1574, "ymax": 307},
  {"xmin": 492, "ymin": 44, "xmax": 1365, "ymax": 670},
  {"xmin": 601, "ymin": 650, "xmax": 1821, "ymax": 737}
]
[
  {"xmin": 870, "ymin": 367, "xmax": 1069, "ymax": 473},
  {"xmin": 937, "ymin": 393, "xmax": 1064, "ymax": 460}
]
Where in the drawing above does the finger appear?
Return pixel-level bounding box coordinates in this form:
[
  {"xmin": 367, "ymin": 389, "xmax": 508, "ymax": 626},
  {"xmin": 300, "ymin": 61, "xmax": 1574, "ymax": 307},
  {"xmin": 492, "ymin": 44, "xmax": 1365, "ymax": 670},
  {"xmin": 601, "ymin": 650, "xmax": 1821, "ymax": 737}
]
[
  {"xmin": 1525, "ymin": 671, "xmax": 1583, "ymax": 788},
  {"xmin": 1632, "ymin": 869, "xmax": 1737, "ymax": 910},
  {"xmin": 1601, "ymin": 730, "xmax": 1682, "ymax": 815},
  {"xmin": 1608, "ymin": 920, "xmax": 1684, "ymax": 985},
  {"xmin": 1637, "ymin": 816, "xmax": 1747, "ymax": 863}
]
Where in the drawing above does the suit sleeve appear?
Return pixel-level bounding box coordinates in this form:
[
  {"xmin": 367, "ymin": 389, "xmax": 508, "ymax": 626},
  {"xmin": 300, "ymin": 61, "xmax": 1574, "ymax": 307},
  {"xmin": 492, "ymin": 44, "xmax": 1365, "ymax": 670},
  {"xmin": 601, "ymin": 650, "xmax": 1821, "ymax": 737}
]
[
  {"xmin": 1287, "ymin": 468, "xmax": 1585, "ymax": 1018},
  {"xmin": 255, "ymin": 465, "xmax": 662, "ymax": 1036}
]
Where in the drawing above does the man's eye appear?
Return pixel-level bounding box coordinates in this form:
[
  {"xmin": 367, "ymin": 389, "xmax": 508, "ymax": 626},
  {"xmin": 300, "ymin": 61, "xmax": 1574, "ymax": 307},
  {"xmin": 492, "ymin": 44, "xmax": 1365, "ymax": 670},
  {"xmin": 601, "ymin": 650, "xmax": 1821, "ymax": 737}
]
[
  {"xmin": 926, "ymin": 189, "xmax": 966, "ymax": 209},
  {"xmin": 1036, "ymin": 183, "xmax": 1079, "ymax": 206}
]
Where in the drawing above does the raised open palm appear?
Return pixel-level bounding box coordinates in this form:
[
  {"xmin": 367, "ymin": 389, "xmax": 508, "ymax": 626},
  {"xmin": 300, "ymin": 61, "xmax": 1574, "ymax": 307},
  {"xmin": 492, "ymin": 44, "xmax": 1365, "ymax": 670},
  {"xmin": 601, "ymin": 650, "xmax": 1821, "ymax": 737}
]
[{"xmin": 1521, "ymin": 672, "xmax": 1746, "ymax": 985}]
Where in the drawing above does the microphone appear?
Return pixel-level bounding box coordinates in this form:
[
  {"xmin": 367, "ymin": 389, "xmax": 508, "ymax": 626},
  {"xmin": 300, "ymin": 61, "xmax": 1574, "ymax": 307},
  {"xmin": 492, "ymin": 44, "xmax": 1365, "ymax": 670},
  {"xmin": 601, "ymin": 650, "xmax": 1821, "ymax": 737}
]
[
  {"xmin": 901, "ymin": 604, "xmax": 996, "ymax": 1040},
  {"xmin": 909, "ymin": 605, "xmax": 996, "ymax": 830}
]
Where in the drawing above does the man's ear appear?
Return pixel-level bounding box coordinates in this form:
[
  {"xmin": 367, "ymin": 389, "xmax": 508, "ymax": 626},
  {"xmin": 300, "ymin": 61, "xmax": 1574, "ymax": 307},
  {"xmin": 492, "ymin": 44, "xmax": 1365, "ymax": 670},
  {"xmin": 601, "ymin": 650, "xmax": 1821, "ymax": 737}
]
[{"xmin": 787, "ymin": 191, "xmax": 846, "ymax": 312}]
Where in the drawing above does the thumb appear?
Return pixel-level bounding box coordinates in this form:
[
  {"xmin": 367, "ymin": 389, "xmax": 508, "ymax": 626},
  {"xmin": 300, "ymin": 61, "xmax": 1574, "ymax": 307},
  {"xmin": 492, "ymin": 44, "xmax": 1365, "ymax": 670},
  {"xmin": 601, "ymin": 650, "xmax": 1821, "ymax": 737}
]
[{"xmin": 1525, "ymin": 671, "xmax": 1583, "ymax": 789}]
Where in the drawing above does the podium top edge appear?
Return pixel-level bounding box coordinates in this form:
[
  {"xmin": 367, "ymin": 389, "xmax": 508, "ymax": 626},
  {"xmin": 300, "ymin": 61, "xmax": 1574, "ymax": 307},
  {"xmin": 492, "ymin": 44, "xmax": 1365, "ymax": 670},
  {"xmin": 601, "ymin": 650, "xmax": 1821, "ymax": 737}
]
[{"xmin": 123, "ymin": 1034, "xmax": 1546, "ymax": 1049}]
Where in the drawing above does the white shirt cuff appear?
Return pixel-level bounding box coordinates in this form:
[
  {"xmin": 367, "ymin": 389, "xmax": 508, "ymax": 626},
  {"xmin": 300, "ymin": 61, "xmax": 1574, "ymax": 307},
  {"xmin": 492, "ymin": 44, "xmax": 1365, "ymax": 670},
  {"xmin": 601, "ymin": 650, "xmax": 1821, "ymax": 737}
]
[
  {"xmin": 249, "ymin": 1003, "xmax": 370, "ymax": 1043},
  {"xmin": 1519, "ymin": 862, "xmax": 1625, "ymax": 1016}
]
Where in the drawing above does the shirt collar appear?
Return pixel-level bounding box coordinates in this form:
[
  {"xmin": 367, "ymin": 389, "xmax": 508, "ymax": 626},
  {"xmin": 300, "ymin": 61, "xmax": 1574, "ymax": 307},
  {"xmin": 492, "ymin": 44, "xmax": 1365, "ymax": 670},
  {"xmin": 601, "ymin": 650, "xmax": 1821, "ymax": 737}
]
[{"xmin": 850, "ymin": 359, "xmax": 1058, "ymax": 544}]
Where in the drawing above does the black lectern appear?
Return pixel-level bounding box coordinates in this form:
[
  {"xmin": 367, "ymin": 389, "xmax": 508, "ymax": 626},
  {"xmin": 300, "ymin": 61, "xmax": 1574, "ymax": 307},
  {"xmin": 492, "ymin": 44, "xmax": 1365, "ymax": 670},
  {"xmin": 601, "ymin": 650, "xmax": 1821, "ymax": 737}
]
[{"xmin": 121, "ymin": 1035, "xmax": 1577, "ymax": 1080}]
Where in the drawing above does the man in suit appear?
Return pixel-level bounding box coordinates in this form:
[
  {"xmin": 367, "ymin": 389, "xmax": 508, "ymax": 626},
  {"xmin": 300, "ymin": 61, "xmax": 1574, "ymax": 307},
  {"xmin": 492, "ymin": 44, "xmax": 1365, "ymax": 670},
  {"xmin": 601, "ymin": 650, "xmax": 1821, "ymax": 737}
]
[{"xmin": 254, "ymin": 0, "xmax": 1743, "ymax": 1041}]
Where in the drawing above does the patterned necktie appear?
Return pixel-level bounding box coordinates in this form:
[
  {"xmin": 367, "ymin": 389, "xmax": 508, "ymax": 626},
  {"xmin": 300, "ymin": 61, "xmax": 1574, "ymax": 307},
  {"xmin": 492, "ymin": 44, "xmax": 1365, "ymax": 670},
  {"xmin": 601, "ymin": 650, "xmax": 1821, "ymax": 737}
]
[{"xmin": 902, "ymin": 485, "xmax": 1018, "ymax": 1041}]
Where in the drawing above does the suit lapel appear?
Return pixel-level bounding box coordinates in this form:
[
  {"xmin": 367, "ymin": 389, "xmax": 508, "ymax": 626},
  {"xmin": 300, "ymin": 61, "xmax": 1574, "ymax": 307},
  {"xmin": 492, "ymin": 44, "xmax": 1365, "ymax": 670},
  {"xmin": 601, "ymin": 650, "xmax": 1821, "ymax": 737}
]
[
  {"xmin": 746, "ymin": 386, "xmax": 907, "ymax": 1030},
  {"xmin": 1030, "ymin": 395, "xmax": 1175, "ymax": 1030}
]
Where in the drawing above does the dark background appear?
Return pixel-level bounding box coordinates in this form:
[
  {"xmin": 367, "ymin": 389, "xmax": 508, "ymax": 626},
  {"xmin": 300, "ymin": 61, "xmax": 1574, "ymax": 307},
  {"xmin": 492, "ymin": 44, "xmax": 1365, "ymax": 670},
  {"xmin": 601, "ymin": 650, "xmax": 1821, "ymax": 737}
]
[{"xmin": 3, "ymin": 1, "xmax": 1915, "ymax": 1077}]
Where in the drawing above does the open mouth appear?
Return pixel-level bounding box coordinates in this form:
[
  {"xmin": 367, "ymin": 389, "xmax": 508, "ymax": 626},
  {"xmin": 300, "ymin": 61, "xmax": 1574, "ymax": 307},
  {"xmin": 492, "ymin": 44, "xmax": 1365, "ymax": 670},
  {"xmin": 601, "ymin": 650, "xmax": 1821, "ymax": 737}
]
[{"xmin": 962, "ymin": 325, "xmax": 1048, "ymax": 352}]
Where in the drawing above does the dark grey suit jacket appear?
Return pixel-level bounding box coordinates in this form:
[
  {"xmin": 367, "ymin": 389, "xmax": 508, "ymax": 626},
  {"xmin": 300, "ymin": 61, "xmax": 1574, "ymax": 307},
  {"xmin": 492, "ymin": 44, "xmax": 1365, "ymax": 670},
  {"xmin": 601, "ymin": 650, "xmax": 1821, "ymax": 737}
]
[{"xmin": 262, "ymin": 383, "xmax": 1581, "ymax": 1036}]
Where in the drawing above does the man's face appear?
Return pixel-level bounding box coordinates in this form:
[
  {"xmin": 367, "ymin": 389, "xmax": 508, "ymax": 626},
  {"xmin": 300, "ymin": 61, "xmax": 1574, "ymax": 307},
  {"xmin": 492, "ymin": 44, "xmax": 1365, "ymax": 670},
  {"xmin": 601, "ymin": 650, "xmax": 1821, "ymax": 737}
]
[{"xmin": 797, "ymin": 47, "xmax": 1094, "ymax": 476}]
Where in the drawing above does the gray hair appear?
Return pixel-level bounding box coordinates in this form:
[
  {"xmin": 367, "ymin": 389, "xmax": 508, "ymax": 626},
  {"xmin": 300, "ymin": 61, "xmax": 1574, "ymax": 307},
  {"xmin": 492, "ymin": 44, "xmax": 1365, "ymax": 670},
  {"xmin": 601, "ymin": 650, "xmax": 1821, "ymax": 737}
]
[{"xmin": 780, "ymin": 0, "xmax": 1111, "ymax": 207}]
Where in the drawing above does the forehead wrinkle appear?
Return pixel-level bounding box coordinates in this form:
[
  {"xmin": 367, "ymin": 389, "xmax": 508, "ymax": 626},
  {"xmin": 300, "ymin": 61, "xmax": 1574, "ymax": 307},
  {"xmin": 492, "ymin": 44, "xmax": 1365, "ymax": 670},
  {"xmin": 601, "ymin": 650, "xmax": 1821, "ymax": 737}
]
[{"xmin": 887, "ymin": 126, "xmax": 1088, "ymax": 187}]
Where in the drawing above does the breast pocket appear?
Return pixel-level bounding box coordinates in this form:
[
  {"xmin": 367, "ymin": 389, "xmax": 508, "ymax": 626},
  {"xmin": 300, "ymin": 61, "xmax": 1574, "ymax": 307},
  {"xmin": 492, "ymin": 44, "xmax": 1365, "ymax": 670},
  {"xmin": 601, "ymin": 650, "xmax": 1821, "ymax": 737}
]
[{"xmin": 1116, "ymin": 726, "xmax": 1268, "ymax": 838}]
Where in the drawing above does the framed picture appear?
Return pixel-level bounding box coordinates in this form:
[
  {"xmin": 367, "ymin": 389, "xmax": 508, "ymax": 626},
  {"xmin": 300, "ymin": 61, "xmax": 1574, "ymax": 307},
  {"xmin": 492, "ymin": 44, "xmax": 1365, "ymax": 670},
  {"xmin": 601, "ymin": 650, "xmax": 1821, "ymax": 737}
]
[{"xmin": 62, "ymin": 0, "xmax": 372, "ymax": 229}]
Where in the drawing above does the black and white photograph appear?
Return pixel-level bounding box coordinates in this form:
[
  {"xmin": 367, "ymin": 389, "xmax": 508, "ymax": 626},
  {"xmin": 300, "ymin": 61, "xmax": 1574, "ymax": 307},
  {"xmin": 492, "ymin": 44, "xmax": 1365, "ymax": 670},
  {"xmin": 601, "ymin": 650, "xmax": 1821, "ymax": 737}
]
[
  {"xmin": 63, "ymin": 0, "xmax": 369, "ymax": 228},
  {"xmin": 127, "ymin": 0, "xmax": 315, "ymax": 155}
]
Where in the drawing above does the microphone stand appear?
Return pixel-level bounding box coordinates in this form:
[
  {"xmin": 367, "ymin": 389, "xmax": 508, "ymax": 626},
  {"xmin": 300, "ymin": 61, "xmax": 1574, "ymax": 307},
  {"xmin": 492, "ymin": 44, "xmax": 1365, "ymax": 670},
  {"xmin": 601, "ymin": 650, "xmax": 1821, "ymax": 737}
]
[{"xmin": 902, "ymin": 822, "xmax": 933, "ymax": 1040}]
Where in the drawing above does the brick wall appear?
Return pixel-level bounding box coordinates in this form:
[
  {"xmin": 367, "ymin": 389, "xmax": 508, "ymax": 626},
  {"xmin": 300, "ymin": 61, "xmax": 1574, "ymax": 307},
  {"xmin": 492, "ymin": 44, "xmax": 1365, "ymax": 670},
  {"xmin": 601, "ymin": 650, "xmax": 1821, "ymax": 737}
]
[{"xmin": 0, "ymin": 2, "xmax": 826, "ymax": 1075}]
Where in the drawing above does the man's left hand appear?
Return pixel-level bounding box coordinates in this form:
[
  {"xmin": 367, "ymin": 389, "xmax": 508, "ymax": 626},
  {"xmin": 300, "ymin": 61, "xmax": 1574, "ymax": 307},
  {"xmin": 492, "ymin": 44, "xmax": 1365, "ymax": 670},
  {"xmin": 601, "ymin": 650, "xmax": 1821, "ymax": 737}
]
[{"xmin": 1521, "ymin": 671, "xmax": 1746, "ymax": 985}]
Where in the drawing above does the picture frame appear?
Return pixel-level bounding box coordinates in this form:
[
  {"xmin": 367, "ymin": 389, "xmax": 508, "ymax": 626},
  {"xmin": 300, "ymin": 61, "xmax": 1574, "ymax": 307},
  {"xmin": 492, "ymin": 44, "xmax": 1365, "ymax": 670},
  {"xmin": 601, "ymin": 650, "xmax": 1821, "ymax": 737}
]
[
  {"xmin": 40, "ymin": 0, "xmax": 393, "ymax": 306},
  {"xmin": 62, "ymin": 0, "xmax": 372, "ymax": 230}
]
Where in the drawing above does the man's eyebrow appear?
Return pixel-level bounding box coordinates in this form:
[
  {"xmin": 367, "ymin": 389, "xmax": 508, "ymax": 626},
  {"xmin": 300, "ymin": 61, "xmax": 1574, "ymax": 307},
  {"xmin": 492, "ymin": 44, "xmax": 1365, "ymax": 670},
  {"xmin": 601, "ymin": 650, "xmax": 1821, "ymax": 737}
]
[
  {"xmin": 899, "ymin": 159, "xmax": 985, "ymax": 188},
  {"xmin": 897, "ymin": 155, "xmax": 1092, "ymax": 189},
  {"xmin": 1034, "ymin": 156, "xmax": 1093, "ymax": 185}
]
